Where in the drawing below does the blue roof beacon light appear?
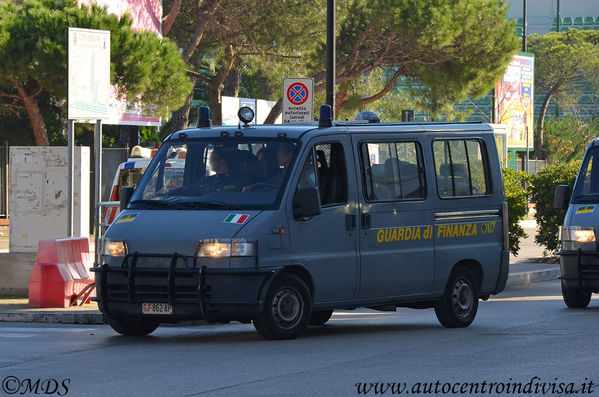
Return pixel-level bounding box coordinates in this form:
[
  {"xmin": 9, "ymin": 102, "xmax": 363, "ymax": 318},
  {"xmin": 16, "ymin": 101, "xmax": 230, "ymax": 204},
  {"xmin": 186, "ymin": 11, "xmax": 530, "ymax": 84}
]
[
  {"xmin": 197, "ymin": 106, "xmax": 212, "ymax": 128},
  {"xmin": 319, "ymin": 104, "xmax": 333, "ymax": 127},
  {"xmin": 355, "ymin": 110, "xmax": 380, "ymax": 123}
]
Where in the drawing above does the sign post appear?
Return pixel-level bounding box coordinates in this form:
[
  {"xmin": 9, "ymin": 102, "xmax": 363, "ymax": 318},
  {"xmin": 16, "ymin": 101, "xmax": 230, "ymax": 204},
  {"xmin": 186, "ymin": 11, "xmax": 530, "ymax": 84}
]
[
  {"xmin": 68, "ymin": 27, "xmax": 110, "ymax": 236},
  {"xmin": 282, "ymin": 78, "xmax": 314, "ymax": 124}
]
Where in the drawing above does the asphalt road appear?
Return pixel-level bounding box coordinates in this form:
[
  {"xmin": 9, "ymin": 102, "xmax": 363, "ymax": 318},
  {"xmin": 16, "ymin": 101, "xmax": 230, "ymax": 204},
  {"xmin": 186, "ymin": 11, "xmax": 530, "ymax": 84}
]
[{"xmin": 0, "ymin": 280, "xmax": 597, "ymax": 397}]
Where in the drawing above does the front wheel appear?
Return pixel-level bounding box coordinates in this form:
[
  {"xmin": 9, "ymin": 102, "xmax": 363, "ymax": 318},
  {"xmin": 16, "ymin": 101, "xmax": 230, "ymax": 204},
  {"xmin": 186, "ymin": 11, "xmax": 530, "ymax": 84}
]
[
  {"xmin": 561, "ymin": 281, "xmax": 591, "ymax": 308},
  {"xmin": 435, "ymin": 268, "xmax": 479, "ymax": 328},
  {"xmin": 107, "ymin": 317, "xmax": 159, "ymax": 336},
  {"xmin": 253, "ymin": 273, "xmax": 312, "ymax": 340}
]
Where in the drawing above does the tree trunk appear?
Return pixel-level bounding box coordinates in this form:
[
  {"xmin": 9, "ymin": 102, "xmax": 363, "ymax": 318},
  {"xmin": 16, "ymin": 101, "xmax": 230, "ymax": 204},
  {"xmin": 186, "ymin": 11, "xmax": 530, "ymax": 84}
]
[
  {"xmin": 208, "ymin": 44, "xmax": 234, "ymax": 126},
  {"xmin": 162, "ymin": 0, "xmax": 182, "ymax": 37},
  {"xmin": 182, "ymin": 0, "xmax": 222, "ymax": 63},
  {"xmin": 535, "ymin": 91, "xmax": 555, "ymax": 160},
  {"xmin": 12, "ymin": 79, "xmax": 48, "ymax": 146},
  {"xmin": 169, "ymin": 77, "xmax": 197, "ymax": 132},
  {"xmin": 263, "ymin": 99, "xmax": 282, "ymax": 124}
]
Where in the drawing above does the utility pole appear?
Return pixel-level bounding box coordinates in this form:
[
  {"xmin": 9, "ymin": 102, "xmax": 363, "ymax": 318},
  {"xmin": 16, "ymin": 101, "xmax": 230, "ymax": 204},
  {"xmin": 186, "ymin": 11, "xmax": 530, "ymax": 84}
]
[
  {"xmin": 555, "ymin": 0, "xmax": 560, "ymax": 118},
  {"xmin": 326, "ymin": 0, "xmax": 336, "ymax": 119},
  {"xmin": 522, "ymin": 0, "xmax": 528, "ymax": 173}
]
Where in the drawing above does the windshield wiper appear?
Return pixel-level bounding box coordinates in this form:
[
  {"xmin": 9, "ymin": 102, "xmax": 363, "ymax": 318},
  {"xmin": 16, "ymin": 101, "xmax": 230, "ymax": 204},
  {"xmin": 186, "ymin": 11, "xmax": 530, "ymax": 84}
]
[
  {"xmin": 174, "ymin": 201, "xmax": 244, "ymax": 210},
  {"xmin": 128, "ymin": 199, "xmax": 176, "ymax": 208}
]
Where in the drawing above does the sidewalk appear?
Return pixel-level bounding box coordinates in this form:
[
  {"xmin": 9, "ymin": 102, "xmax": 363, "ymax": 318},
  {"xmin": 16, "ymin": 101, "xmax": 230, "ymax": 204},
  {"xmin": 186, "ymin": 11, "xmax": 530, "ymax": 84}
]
[
  {"xmin": 0, "ymin": 265, "xmax": 560, "ymax": 325},
  {"xmin": 0, "ymin": 220, "xmax": 560, "ymax": 325}
]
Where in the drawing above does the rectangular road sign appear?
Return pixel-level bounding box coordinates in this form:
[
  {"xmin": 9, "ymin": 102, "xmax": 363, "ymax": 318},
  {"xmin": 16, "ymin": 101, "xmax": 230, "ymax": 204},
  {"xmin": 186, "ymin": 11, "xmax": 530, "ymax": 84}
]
[
  {"xmin": 282, "ymin": 78, "xmax": 314, "ymax": 124},
  {"xmin": 68, "ymin": 27, "xmax": 110, "ymax": 120}
]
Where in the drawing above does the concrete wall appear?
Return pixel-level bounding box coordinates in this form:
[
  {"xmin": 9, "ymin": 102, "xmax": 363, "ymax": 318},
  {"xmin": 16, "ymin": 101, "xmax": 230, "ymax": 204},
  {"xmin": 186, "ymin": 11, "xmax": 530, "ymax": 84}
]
[
  {"xmin": 0, "ymin": 253, "xmax": 36, "ymax": 297},
  {"xmin": 9, "ymin": 147, "xmax": 90, "ymax": 253}
]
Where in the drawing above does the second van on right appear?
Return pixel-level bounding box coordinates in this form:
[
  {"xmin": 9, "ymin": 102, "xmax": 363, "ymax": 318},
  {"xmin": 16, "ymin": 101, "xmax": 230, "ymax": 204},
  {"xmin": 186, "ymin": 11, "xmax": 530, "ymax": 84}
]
[{"xmin": 555, "ymin": 139, "xmax": 599, "ymax": 308}]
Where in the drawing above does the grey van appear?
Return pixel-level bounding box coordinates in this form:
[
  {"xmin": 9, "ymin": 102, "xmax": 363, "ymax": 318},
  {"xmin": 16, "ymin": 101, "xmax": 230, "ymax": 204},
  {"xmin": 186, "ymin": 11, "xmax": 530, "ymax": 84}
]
[
  {"xmin": 92, "ymin": 106, "xmax": 509, "ymax": 340},
  {"xmin": 555, "ymin": 139, "xmax": 599, "ymax": 308}
]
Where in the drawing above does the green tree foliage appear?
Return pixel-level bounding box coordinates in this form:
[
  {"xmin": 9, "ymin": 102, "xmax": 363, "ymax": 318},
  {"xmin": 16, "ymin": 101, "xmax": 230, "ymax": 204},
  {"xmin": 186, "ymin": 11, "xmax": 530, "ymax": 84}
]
[
  {"xmin": 503, "ymin": 168, "xmax": 531, "ymax": 256},
  {"xmin": 529, "ymin": 161, "xmax": 581, "ymax": 254},
  {"xmin": 262, "ymin": 0, "xmax": 519, "ymax": 121},
  {"xmin": 527, "ymin": 30, "xmax": 599, "ymax": 157},
  {"xmin": 544, "ymin": 115, "xmax": 599, "ymax": 163},
  {"xmin": 0, "ymin": 0, "xmax": 192, "ymax": 145}
]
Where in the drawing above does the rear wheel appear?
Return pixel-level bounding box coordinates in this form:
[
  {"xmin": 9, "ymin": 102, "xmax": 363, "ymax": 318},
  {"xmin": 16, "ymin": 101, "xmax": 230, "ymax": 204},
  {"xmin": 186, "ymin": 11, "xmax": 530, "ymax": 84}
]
[
  {"xmin": 435, "ymin": 268, "xmax": 479, "ymax": 328},
  {"xmin": 253, "ymin": 273, "xmax": 311, "ymax": 340},
  {"xmin": 107, "ymin": 317, "xmax": 159, "ymax": 336},
  {"xmin": 561, "ymin": 281, "xmax": 591, "ymax": 308},
  {"xmin": 310, "ymin": 309, "xmax": 334, "ymax": 325}
]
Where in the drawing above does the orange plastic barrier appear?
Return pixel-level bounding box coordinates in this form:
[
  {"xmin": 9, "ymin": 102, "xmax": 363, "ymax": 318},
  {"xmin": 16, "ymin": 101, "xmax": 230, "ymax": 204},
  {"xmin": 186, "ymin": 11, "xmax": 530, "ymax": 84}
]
[{"xmin": 28, "ymin": 237, "xmax": 95, "ymax": 308}]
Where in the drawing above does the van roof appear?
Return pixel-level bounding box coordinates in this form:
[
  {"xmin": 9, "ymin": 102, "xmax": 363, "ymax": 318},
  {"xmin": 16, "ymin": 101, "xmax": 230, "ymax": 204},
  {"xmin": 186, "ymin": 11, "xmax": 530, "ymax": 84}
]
[{"xmin": 169, "ymin": 122, "xmax": 494, "ymax": 141}]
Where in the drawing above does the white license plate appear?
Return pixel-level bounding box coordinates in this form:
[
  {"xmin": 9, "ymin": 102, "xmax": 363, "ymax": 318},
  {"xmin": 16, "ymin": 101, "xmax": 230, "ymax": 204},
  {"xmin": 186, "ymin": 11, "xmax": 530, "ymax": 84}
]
[{"xmin": 142, "ymin": 303, "xmax": 173, "ymax": 315}]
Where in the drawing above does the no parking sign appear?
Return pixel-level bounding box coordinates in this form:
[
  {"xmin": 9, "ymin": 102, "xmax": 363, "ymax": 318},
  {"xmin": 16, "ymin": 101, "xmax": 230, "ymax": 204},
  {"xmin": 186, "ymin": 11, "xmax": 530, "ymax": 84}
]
[{"xmin": 282, "ymin": 78, "xmax": 314, "ymax": 124}]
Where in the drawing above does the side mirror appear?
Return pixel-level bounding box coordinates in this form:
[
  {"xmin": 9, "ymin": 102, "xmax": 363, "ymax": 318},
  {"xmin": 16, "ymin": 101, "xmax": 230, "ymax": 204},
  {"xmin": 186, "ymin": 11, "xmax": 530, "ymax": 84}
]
[
  {"xmin": 293, "ymin": 187, "xmax": 322, "ymax": 220},
  {"xmin": 554, "ymin": 184, "xmax": 571, "ymax": 210},
  {"xmin": 120, "ymin": 186, "xmax": 134, "ymax": 211}
]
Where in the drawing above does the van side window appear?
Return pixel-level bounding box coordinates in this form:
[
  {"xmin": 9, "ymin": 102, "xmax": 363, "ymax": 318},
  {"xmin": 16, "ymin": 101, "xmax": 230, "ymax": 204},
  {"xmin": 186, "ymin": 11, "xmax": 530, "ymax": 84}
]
[
  {"xmin": 296, "ymin": 150, "xmax": 317, "ymax": 191},
  {"xmin": 433, "ymin": 139, "xmax": 489, "ymax": 198},
  {"xmin": 361, "ymin": 141, "xmax": 426, "ymax": 201},
  {"xmin": 315, "ymin": 143, "xmax": 348, "ymax": 206}
]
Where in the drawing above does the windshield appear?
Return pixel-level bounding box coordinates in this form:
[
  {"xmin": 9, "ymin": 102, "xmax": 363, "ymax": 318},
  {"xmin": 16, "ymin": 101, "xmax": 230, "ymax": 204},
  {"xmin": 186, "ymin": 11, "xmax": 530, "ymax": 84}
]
[
  {"xmin": 576, "ymin": 147, "xmax": 599, "ymax": 199},
  {"xmin": 129, "ymin": 138, "xmax": 300, "ymax": 210}
]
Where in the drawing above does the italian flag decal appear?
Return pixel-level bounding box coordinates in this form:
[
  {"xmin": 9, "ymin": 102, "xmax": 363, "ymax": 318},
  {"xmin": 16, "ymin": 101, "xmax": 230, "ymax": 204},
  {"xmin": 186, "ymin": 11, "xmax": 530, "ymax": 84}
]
[{"xmin": 224, "ymin": 213, "xmax": 249, "ymax": 224}]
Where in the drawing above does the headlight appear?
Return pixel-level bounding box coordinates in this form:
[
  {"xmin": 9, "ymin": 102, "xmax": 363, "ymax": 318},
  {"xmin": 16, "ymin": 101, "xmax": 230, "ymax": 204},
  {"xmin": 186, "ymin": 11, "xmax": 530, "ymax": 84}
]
[
  {"xmin": 196, "ymin": 238, "xmax": 257, "ymax": 258},
  {"xmin": 102, "ymin": 240, "xmax": 127, "ymax": 257},
  {"xmin": 561, "ymin": 227, "xmax": 596, "ymax": 243}
]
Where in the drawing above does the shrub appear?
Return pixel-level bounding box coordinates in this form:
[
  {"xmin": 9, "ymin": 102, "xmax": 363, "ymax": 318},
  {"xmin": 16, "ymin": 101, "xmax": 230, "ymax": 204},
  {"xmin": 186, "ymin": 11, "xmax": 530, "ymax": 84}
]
[
  {"xmin": 502, "ymin": 167, "xmax": 530, "ymax": 256},
  {"xmin": 529, "ymin": 160, "xmax": 581, "ymax": 254}
]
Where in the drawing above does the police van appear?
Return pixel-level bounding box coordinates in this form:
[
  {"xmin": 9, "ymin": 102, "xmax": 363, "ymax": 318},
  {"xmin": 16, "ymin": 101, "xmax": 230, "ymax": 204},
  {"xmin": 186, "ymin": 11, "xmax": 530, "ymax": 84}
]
[
  {"xmin": 555, "ymin": 139, "xmax": 599, "ymax": 308},
  {"xmin": 93, "ymin": 105, "xmax": 509, "ymax": 340}
]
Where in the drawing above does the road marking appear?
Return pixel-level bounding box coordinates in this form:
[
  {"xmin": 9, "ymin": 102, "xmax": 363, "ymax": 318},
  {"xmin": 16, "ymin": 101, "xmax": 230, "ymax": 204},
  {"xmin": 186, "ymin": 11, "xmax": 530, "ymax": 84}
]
[
  {"xmin": 0, "ymin": 334, "xmax": 35, "ymax": 338},
  {"xmin": 488, "ymin": 296, "xmax": 563, "ymax": 302},
  {"xmin": 0, "ymin": 327, "xmax": 94, "ymax": 332}
]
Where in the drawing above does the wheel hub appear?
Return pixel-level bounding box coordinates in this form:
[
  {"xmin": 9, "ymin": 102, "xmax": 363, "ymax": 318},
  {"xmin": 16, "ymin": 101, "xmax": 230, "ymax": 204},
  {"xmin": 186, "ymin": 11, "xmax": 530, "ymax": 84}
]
[
  {"xmin": 452, "ymin": 279, "xmax": 473, "ymax": 317},
  {"xmin": 272, "ymin": 287, "xmax": 303, "ymax": 329}
]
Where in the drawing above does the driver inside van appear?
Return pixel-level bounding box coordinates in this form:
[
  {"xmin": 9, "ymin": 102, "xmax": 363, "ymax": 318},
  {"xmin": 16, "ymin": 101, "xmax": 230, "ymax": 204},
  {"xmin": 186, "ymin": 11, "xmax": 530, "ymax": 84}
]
[{"xmin": 201, "ymin": 148, "xmax": 248, "ymax": 193}]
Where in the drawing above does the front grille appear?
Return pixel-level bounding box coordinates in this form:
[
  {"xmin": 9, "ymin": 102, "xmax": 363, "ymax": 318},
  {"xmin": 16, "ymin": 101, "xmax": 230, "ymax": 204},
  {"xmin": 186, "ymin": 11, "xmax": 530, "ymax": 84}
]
[{"xmin": 103, "ymin": 254, "xmax": 204, "ymax": 303}]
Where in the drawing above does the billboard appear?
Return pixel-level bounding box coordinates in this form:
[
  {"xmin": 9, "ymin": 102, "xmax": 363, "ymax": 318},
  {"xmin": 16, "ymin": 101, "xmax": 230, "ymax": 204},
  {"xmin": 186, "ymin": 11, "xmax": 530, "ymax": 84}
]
[
  {"xmin": 67, "ymin": 28, "xmax": 110, "ymax": 120},
  {"xmin": 494, "ymin": 53, "xmax": 535, "ymax": 149},
  {"xmin": 78, "ymin": 0, "xmax": 162, "ymax": 126},
  {"xmin": 221, "ymin": 96, "xmax": 282, "ymax": 126}
]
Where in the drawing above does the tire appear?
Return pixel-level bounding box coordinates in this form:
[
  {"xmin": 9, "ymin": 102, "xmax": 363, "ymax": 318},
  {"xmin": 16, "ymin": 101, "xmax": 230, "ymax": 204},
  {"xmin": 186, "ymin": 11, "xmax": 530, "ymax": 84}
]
[
  {"xmin": 561, "ymin": 281, "xmax": 591, "ymax": 309},
  {"xmin": 310, "ymin": 309, "xmax": 334, "ymax": 326},
  {"xmin": 434, "ymin": 267, "xmax": 479, "ymax": 328},
  {"xmin": 107, "ymin": 317, "xmax": 159, "ymax": 336},
  {"xmin": 253, "ymin": 273, "xmax": 312, "ymax": 340}
]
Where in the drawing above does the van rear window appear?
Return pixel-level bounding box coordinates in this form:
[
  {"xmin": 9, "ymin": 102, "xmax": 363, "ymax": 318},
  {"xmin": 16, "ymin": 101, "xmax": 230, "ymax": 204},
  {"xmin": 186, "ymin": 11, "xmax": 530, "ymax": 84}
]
[{"xmin": 433, "ymin": 139, "xmax": 490, "ymax": 198}]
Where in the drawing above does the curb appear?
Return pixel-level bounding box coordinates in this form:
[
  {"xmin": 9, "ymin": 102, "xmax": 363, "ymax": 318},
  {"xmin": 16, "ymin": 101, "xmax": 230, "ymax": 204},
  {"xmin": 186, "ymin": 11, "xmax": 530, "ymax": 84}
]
[
  {"xmin": 505, "ymin": 268, "xmax": 560, "ymax": 288},
  {"xmin": 0, "ymin": 311, "xmax": 104, "ymax": 324},
  {"xmin": 0, "ymin": 269, "xmax": 561, "ymax": 325}
]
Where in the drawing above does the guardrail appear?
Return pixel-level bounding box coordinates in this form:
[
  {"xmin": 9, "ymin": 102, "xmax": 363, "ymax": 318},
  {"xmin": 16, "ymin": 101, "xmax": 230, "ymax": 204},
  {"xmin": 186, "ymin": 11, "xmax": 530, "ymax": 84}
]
[{"xmin": 94, "ymin": 201, "xmax": 120, "ymax": 267}]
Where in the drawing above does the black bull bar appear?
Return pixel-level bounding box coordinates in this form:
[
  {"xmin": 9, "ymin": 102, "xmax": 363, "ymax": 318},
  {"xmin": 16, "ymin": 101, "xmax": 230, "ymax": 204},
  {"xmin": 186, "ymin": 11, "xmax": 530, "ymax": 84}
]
[{"xmin": 91, "ymin": 253, "xmax": 280, "ymax": 321}]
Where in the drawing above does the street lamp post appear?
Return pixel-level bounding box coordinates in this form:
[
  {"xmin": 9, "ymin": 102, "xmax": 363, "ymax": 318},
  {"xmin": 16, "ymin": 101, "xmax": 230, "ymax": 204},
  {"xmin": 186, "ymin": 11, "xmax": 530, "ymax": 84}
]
[{"xmin": 326, "ymin": 0, "xmax": 336, "ymax": 119}]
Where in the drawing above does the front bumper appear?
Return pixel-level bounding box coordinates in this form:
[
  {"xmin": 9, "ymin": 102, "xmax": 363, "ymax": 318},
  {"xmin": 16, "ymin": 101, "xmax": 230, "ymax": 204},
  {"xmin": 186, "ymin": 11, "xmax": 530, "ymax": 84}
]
[
  {"xmin": 91, "ymin": 253, "xmax": 281, "ymax": 322},
  {"xmin": 557, "ymin": 249, "xmax": 599, "ymax": 292}
]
